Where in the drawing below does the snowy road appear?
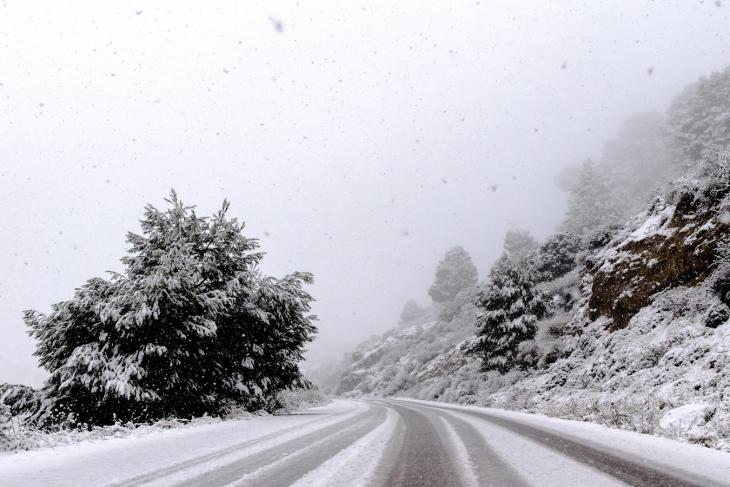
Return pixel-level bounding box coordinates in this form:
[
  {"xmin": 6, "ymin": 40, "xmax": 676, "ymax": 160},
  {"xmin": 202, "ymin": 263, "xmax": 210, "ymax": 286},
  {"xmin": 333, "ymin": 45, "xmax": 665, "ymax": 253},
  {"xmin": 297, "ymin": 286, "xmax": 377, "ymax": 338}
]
[{"xmin": 1, "ymin": 399, "xmax": 729, "ymax": 487}]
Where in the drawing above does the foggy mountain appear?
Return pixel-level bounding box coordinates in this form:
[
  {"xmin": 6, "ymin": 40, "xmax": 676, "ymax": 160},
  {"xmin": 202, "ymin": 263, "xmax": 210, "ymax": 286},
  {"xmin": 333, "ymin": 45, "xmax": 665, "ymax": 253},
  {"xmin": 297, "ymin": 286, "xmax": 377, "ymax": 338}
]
[
  {"xmin": 2, "ymin": 2, "xmax": 730, "ymax": 486},
  {"xmin": 324, "ymin": 66, "xmax": 730, "ymax": 452}
]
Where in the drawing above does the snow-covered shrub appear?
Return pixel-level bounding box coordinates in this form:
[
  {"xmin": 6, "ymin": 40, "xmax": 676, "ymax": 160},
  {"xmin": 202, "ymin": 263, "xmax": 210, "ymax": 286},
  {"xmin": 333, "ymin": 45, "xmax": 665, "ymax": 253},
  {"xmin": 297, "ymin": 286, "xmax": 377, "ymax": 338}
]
[
  {"xmin": 274, "ymin": 386, "xmax": 328, "ymax": 412},
  {"xmin": 382, "ymin": 371, "xmax": 417, "ymax": 396},
  {"xmin": 704, "ymin": 304, "xmax": 729, "ymax": 328},
  {"xmin": 700, "ymin": 153, "xmax": 730, "ymax": 197},
  {"xmin": 0, "ymin": 401, "xmax": 14, "ymax": 450},
  {"xmin": 515, "ymin": 340, "xmax": 539, "ymax": 370},
  {"xmin": 531, "ymin": 311, "xmax": 574, "ymax": 369},
  {"xmin": 23, "ymin": 191, "xmax": 317, "ymax": 427},
  {"xmin": 667, "ymin": 152, "xmax": 730, "ymax": 208},
  {"xmin": 584, "ymin": 224, "xmax": 624, "ymax": 254}
]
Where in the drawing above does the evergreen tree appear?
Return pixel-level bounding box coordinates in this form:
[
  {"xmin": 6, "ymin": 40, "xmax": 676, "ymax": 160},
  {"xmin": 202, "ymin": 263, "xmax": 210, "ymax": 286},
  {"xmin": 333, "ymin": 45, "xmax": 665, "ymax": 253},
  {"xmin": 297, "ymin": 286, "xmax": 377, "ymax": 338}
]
[
  {"xmin": 438, "ymin": 285, "xmax": 478, "ymax": 322},
  {"xmin": 665, "ymin": 65, "xmax": 730, "ymax": 167},
  {"xmin": 24, "ymin": 191, "xmax": 316, "ymax": 427},
  {"xmin": 601, "ymin": 112, "xmax": 672, "ymax": 214},
  {"xmin": 560, "ymin": 160, "xmax": 622, "ymax": 236},
  {"xmin": 215, "ymin": 271, "xmax": 316, "ymax": 409},
  {"xmin": 472, "ymin": 255, "xmax": 547, "ymax": 373},
  {"xmin": 503, "ymin": 229, "xmax": 539, "ymax": 262},
  {"xmin": 399, "ymin": 299, "xmax": 426, "ymax": 324},
  {"xmin": 428, "ymin": 246, "xmax": 478, "ymax": 303},
  {"xmin": 530, "ymin": 232, "xmax": 584, "ymax": 281}
]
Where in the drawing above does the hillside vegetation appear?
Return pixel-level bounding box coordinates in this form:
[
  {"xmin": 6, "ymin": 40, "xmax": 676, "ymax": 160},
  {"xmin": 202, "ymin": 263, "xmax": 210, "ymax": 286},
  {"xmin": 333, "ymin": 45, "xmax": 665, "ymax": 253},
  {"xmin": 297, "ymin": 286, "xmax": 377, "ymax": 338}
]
[{"xmin": 331, "ymin": 66, "xmax": 730, "ymax": 451}]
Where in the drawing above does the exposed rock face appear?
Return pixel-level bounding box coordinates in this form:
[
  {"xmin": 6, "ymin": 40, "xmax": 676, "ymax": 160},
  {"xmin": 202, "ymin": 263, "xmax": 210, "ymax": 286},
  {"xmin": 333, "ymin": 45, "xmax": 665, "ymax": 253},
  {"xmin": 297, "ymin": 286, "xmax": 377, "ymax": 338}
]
[{"xmin": 588, "ymin": 193, "xmax": 730, "ymax": 330}]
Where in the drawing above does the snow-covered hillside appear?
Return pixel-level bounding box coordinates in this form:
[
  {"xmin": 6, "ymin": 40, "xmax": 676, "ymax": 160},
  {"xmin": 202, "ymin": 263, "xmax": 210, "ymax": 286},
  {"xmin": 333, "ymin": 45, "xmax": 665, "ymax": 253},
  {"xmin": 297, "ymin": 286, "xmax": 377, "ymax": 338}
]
[{"xmin": 333, "ymin": 159, "xmax": 730, "ymax": 451}]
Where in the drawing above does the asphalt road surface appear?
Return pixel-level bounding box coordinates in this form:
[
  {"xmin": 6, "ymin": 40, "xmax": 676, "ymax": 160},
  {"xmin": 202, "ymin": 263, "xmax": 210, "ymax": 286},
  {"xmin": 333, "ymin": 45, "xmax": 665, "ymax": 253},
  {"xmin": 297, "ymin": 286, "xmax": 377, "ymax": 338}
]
[{"xmin": 2, "ymin": 399, "xmax": 729, "ymax": 487}]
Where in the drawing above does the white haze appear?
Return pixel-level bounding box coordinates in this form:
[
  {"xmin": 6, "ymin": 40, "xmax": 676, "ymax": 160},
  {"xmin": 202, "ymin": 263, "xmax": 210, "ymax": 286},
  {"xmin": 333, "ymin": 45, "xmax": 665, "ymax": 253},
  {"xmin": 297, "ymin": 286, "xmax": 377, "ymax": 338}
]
[{"xmin": 0, "ymin": 1, "xmax": 728, "ymax": 385}]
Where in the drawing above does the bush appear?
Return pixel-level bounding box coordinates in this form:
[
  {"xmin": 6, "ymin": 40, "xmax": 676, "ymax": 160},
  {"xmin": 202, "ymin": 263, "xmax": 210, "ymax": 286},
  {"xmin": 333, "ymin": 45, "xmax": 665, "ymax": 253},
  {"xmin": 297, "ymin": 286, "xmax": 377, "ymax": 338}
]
[
  {"xmin": 274, "ymin": 387, "xmax": 329, "ymax": 412},
  {"xmin": 705, "ymin": 304, "xmax": 730, "ymax": 328}
]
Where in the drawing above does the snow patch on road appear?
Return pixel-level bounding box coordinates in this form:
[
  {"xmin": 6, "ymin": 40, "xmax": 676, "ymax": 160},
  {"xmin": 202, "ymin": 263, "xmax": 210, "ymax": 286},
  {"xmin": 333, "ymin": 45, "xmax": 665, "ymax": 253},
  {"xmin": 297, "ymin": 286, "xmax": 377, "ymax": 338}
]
[
  {"xmin": 140, "ymin": 401, "xmax": 370, "ymax": 487},
  {"xmin": 399, "ymin": 398, "xmax": 730, "ymax": 485},
  {"xmin": 437, "ymin": 415, "xmax": 479, "ymax": 487},
  {"xmin": 0, "ymin": 400, "xmax": 364, "ymax": 487},
  {"xmin": 290, "ymin": 406, "xmax": 399, "ymax": 487},
  {"xmin": 441, "ymin": 408, "xmax": 624, "ymax": 487}
]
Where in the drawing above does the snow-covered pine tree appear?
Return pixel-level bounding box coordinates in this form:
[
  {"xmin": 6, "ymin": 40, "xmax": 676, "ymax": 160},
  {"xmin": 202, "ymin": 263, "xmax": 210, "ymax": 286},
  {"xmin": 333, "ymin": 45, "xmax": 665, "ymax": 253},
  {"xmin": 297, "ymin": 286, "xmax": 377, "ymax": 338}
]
[
  {"xmin": 215, "ymin": 271, "xmax": 316, "ymax": 410},
  {"xmin": 530, "ymin": 232, "xmax": 584, "ymax": 282},
  {"xmin": 24, "ymin": 191, "xmax": 316, "ymax": 426},
  {"xmin": 472, "ymin": 254, "xmax": 547, "ymax": 373},
  {"xmin": 665, "ymin": 65, "xmax": 730, "ymax": 168},
  {"xmin": 560, "ymin": 159, "xmax": 622, "ymax": 236},
  {"xmin": 601, "ymin": 112, "xmax": 672, "ymax": 215},
  {"xmin": 503, "ymin": 229, "xmax": 539, "ymax": 262},
  {"xmin": 399, "ymin": 299, "xmax": 426, "ymax": 324},
  {"xmin": 428, "ymin": 246, "xmax": 478, "ymax": 303}
]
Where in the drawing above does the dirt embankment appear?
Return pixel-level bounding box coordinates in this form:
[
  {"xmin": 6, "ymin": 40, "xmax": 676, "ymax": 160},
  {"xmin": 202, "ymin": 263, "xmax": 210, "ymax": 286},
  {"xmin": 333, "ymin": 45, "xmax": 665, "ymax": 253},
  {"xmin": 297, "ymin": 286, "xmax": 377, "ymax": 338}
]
[{"xmin": 588, "ymin": 192, "xmax": 729, "ymax": 330}]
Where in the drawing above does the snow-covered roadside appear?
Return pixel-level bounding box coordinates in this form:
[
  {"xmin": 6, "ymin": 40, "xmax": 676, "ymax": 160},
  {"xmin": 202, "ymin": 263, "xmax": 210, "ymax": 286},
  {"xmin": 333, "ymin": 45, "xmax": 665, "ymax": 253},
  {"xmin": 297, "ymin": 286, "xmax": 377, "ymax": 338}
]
[
  {"xmin": 397, "ymin": 398, "xmax": 730, "ymax": 484},
  {"xmin": 0, "ymin": 400, "xmax": 360, "ymax": 487},
  {"xmin": 1, "ymin": 389, "xmax": 330, "ymax": 454}
]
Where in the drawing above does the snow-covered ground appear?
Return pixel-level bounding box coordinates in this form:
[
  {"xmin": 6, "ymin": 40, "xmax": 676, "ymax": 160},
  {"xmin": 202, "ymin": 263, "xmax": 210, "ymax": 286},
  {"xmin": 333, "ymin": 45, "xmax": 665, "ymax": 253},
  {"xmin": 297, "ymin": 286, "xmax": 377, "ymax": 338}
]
[
  {"xmin": 0, "ymin": 400, "xmax": 362, "ymax": 487},
  {"xmin": 2, "ymin": 398, "xmax": 729, "ymax": 487}
]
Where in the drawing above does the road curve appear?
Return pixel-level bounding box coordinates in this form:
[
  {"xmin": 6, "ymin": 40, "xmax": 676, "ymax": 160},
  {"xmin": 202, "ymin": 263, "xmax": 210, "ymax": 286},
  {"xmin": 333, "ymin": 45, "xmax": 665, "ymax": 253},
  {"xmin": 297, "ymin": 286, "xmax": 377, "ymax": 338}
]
[
  {"xmin": 369, "ymin": 400, "xmax": 529, "ymax": 487},
  {"xmin": 2, "ymin": 398, "xmax": 729, "ymax": 487},
  {"xmin": 402, "ymin": 400, "xmax": 718, "ymax": 487},
  {"xmin": 394, "ymin": 399, "xmax": 727, "ymax": 487}
]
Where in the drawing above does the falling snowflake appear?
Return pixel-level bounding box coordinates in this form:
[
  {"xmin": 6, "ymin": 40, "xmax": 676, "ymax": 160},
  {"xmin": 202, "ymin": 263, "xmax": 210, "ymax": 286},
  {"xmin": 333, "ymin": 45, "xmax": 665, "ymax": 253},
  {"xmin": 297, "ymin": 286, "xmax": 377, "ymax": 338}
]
[{"xmin": 269, "ymin": 16, "xmax": 284, "ymax": 33}]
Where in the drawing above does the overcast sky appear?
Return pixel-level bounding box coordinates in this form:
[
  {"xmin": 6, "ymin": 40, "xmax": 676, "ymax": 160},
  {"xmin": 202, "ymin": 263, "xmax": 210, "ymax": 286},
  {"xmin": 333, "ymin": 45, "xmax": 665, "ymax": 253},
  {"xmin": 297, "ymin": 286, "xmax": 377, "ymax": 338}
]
[{"xmin": 1, "ymin": 1, "xmax": 728, "ymax": 386}]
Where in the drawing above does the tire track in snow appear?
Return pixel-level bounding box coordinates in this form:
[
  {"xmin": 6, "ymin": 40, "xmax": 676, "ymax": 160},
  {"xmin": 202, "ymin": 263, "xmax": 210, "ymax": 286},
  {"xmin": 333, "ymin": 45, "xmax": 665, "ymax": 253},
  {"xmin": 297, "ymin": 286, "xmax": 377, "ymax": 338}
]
[
  {"xmin": 179, "ymin": 404, "xmax": 387, "ymax": 487},
  {"xmin": 400, "ymin": 400, "xmax": 724, "ymax": 487},
  {"xmin": 373, "ymin": 400, "xmax": 462, "ymax": 487},
  {"xmin": 109, "ymin": 402, "xmax": 368, "ymax": 487},
  {"xmin": 401, "ymin": 402, "xmax": 622, "ymax": 487},
  {"xmin": 380, "ymin": 400, "xmax": 529, "ymax": 487},
  {"xmin": 436, "ymin": 412, "xmax": 530, "ymax": 487},
  {"xmin": 287, "ymin": 406, "xmax": 399, "ymax": 487},
  {"xmin": 436, "ymin": 415, "xmax": 480, "ymax": 487}
]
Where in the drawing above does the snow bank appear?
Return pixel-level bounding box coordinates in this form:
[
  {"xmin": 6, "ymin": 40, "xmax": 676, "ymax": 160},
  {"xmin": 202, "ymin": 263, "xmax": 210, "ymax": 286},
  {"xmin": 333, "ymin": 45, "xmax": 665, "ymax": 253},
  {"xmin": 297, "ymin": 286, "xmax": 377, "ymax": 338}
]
[{"xmin": 0, "ymin": 400, "xmax": 361, "ymax": 487}]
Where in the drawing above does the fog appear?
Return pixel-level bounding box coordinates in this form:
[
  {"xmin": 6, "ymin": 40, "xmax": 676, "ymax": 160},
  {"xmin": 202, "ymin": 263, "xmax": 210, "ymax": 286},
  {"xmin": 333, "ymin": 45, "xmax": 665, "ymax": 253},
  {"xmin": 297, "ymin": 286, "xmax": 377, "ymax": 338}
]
[{"xmin": 1, "ymin": 1, "xmax": 728, "ymax": 385}]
